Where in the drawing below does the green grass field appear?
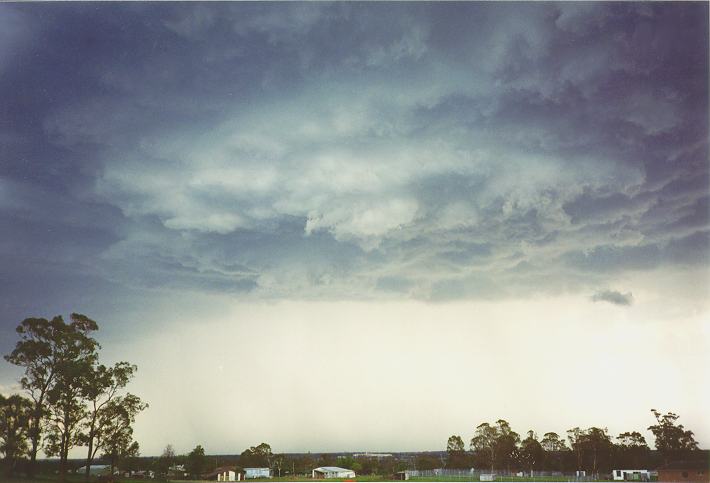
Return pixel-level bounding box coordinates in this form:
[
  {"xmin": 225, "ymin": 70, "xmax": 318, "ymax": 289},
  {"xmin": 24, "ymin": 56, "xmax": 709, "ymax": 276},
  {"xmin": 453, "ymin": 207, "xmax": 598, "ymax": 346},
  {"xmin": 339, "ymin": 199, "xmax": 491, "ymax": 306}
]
[{"xmin": 1, "ymin": 476, "xmax": 620, "ymax": 483}]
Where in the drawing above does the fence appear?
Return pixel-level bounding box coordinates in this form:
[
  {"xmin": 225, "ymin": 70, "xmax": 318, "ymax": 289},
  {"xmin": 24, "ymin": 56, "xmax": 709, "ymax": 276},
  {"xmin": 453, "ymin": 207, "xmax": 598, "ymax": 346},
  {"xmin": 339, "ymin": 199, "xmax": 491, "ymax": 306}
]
[{"xmin": 403, "ymin": 469, "xmax": 628, "ymax": 481}]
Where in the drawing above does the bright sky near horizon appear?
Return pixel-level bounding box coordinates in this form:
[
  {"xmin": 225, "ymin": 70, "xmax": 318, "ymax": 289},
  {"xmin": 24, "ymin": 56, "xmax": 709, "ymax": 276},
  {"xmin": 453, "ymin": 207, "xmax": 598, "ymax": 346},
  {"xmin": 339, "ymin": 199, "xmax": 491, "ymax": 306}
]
[{"xmin": 0, "ymin": 2, "xmax": 708, "ymax": 457}]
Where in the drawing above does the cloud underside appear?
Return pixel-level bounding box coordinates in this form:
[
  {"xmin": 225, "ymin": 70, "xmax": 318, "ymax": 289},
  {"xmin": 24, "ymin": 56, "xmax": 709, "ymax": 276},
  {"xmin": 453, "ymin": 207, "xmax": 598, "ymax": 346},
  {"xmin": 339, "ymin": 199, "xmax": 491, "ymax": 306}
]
[
  {"xmin": 591, "ymin": 290, "xmax": 634, "ymax": 306},
  {"xmin": 0, "ymin": 2, "xmax": 708, "ymax": 303}
]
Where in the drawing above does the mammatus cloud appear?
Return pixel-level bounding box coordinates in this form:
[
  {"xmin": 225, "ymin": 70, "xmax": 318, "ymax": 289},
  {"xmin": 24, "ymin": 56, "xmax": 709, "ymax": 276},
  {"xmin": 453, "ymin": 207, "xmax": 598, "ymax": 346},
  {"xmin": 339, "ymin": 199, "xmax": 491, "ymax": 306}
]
[
  {"xmin": 591, "ymin": 290, "xmax": 634, "ymax": 306},
  {"xmin": 0, "ymin": 2, "xmax": 707, "ymax": 306}
]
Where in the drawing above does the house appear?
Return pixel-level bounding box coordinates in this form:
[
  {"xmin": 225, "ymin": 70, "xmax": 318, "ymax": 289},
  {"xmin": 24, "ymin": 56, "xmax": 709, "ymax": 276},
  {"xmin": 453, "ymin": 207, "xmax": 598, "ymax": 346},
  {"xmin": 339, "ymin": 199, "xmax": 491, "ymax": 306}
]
[
  {"xmin": 312, "ymin": 466, "xmax": 356, "ymax": 479},
  {"xmin": 612, "ymin": 469, "xmax": 651, "ymax": 481},
  {"xmin": 657, "ymin": 461, "xmax": 709, "ymax": 483},
  {"xmin": 244, "ymin": 467, "xmax": 271, "ymax": 479}
]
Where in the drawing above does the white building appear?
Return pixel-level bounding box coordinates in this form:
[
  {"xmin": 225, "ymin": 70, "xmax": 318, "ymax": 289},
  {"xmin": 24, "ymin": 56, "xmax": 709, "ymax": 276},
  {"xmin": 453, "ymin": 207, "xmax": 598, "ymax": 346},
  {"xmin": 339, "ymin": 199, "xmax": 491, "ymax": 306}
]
[
  {"xmin": 353, "ymin": 452, "xmax": 393, "ymax": 458},
  {"xmin": 613, "ymin": 469, "xmax": 651, "ymax": 481},
  {"xmin": 244, "ymin": 467, "xmax": 271, "ymax": 479},
  {"xmin": 218, "ymin": 470, "xmax": 237, "ymax": 481},
  {"xmin": 76, "ymin": 465, "xmax": 111, "ymax": 475},
  {"xmin": 312, "ymin": 466, "xmax": 356, "ymax": 479}
]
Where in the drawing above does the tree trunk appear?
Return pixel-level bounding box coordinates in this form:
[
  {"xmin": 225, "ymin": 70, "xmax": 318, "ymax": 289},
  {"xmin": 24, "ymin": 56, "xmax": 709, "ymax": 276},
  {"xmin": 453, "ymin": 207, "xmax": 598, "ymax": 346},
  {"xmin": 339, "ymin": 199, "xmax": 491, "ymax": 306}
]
[
  {"xmin": 86, "ymin": 420, "xmax": 96, "ymax": 480},
  {"xmin": 110, "ymin": 454, "xmax": 117, "ymax": 481},
  {"xmin": 28, "ymin": 409, "xmax": 42, "ymax": 477}
]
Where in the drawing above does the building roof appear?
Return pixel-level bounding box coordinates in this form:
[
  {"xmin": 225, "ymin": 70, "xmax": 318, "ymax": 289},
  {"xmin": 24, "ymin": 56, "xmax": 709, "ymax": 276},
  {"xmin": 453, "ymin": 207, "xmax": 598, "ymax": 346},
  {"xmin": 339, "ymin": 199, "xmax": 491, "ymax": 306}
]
[
  {"xmin": 244, "ymin": 467, "xmax": 270, "ymax": 471},
  {"xmin": 204, "ymin": 466, "xmax": 239, "ymax": 479},
  {"xmin": 314, "ymin": 467, "xmax": 355, "ymax": 472}
]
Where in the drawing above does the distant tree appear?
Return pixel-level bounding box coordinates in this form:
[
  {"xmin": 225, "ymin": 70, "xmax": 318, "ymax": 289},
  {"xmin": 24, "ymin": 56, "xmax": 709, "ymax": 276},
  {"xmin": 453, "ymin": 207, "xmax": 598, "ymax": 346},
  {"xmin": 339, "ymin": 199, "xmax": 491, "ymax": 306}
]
[
  {"xmin": 541, "ymin": 432, "xmax": 568, "ymax": 452},
  {"xmin": 155, "ymin": 444, "xmax": 176, "ymax": 478},
  {"xmin": 0, "ymin": 394, "xmax": 32, "ymax": 476},
  {"xmin": 493, "ymin": 420, "xmax": 520, "ymax": 471},
  {"xmin": 616, "ymin": 432, "xmax": 650, "ymax": 469},
  {"xmin": 583, "ymin": 427, "xmax": 613, "ymax": 475},
  {"xmin": 520, "ymin": 431, "xmax": 544, "ymax": 476},
  {"xmin": 414, "ymin": 453, "xmax": 439, "ymax": 471},
  {"xmin": 446, "ymin": 435, "xmax": 469, "ymax": 469},
  {"xmin": 271, "ymin": 453, "xmax": 287, "ymax": 478},
  {"xmin": 648, "ymin": 409, "xmax": 698, "ymax": 464},
  {"xmin": 568, "ymin": 427, "xmax": 613, "ymax": 475},
  {"xmin": 567, "ymin": 427, "xmax": 585, "ymax": 470},
  {"xmin": 80, "ymin": 362, "xmax": 138, "ymax": 480},
  {"xmin": 3, "ymin": 315, "xmax": 99, "ymax": 477},
  {"xmin": 471, "ymin": 423, "xmax": 499, "ymax": 471},
  {"xmin": 316, "ymin": 453, "xmax": 336, "ymax": 469},
  {"xmin": 185, "ymin": 445, "xmax": 208, "ymax": 478},
  {"xmin": 291, "ymin": 452, "xmax": 315, "ymax": 476},
  {"xmin": 448, "ymin": 435, "xmax": 465, "ymax": 453},
  {"xmin": 240, "ymin": 443, "xmax": 273, "ymax": 468},
  {"xmin": 540, "ymin": 432, "xmax": 567, "ymax": 471},
  {"xmin": 99, "ymin": 395, "xmax": 147, "ymax": 476},
  {"xmin": 357, "ymin": 456, "xmax": 377, "ymax": 475}
]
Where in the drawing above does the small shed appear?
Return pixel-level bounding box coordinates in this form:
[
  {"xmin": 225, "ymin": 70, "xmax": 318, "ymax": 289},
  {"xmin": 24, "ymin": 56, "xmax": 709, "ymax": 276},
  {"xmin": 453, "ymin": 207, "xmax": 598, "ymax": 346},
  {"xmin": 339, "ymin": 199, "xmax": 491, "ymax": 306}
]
[
  {"xmin": 76, "ymin": 465, "xmax": 111, "ymax": 475},
  {"xmin": 244, "ymin": 467, "xmax": 271, "ymax": 479},
  {"xmin": 657, "ymin": 461, "xmax": 709, "ymax": 483},
  {"xmin": 612, "ymin": 469, "xmax": 651, "ymax": 481},
  {"xmin": 218, "ymin": 470, "xmax": 237, "ymax": 481},
  {"xmin": 312, "ymin": 466, "xmax": 356, "ymax": 479}
]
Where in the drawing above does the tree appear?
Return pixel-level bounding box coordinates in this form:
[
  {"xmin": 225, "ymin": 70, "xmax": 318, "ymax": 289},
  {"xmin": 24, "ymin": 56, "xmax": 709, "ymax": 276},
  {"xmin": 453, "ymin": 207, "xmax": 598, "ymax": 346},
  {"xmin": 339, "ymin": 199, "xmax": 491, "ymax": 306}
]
[
  {"xmin": 155, "ymin": 444, "xmax": 176, "ymax": 479},
  {"xmin": 80, "ymin": 361, "xmax": 138, "ymax": 480},
  {"xmin": 567, "ymin": 427, "xmax": 585, "ymax": 470},
  {"xmin": 414, "ymin": 453, "xmax": 439, "ymax": 471},
  {"xmin": 240, "ymin": 443, "xmax": 273, "ymax": 468},
  {"xmin": 616, "ymin": 432, "xmax": 650, "ymax": 469},
  {"xmin": 520, "ymin": 431, "xmax": 544, "ymax": 476},
  {"xmin": 568, "ymin": 427, "xmax": 613, "ymax": 475},
  {"xmin": 583, "ymin": 427, "xmax": 613, "ymax": 475},
  {"xmin": 446, "ymin": 435, "xmax": 469, "ymax": 469},
  {"xmin": 541, "ymin": 432, "xmax": 567, "ymax": 452},
  {"xmin": 44, "ymin": 354, "xmax": 96, "ymax": 481},
  {"xmin": 493, "ymin": 420, "xmax": 520, "ymax": 472},
  {"xmin": 271, "ymin": 453, "xmax": 286, "ymax": 478},
  {"xmin": 185, "ymin": 445, "xmax": 208, "ymax": 478},
  {"xmin": 3, "ymin": 314, "xmax": 99, "ymax": 476},
  {"xmin": 98, "ymin": 394, "xmax": 148, "ymax": 476},
  {"xmin": 471, "ymin": 423, "xmax": 498, "ymax": 471},
  {"xmin": 0, "ymin": 394, "xmax": 32, "ymax": 476},
  {"xmin": 540, "ymin": 432, "xmax": 567, "ymax": 471},
  {"xmin": 648, "ymin": 409, "xmax": 698, "ymax": 464}
]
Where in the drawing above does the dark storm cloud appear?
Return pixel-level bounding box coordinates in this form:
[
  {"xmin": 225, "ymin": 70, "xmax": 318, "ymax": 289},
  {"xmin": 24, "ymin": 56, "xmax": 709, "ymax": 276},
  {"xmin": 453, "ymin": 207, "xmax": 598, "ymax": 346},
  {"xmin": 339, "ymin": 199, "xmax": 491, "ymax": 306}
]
[
  {"xmin": 591, "ymin": 290, "xmax": 634, "ymax": 306},
  {"xmin": 0, "ymin": 2, "xmax": 708, "ymax": 325}
]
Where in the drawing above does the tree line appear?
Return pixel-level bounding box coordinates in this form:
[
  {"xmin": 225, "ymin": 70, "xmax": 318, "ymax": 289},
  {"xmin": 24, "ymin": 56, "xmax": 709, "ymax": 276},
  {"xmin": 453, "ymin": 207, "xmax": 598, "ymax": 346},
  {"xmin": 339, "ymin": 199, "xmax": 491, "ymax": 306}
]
[
  {"xmin": 145, "ymin": 442, "xmax": 410, "ymax": 480},
  {"xmin": 445, "ymin": 412, "xmax": 701, "ymax": 475},
  {"xmin": 0, "ymin": 314, "xmax": 147, "ymax": 480}
]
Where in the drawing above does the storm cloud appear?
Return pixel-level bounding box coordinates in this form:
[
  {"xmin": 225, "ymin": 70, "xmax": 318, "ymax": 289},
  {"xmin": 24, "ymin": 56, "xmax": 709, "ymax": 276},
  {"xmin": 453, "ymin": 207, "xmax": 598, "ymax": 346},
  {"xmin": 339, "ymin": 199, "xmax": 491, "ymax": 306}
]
[
  {"xmin": 1, "ymin": 2, "xmax": 709, "ymax": 456},
  {"xmin": 0, "ymin": 2, "xmax": 708, "ymax": 311}
]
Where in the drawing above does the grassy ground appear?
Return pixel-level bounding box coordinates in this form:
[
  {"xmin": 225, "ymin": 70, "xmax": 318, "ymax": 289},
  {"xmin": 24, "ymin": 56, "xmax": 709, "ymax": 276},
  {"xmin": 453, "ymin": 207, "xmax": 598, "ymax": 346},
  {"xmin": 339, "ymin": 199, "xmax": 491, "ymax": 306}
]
[{"xmin": 1, "ymin": 477, "xmax": 619, "ymax": 483}]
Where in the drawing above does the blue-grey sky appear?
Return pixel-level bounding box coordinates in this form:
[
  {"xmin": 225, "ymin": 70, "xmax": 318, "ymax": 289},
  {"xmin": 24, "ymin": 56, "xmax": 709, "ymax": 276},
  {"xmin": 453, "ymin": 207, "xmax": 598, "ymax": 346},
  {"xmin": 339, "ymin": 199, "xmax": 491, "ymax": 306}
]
[{"xmin": 1, "ymin": 2, "xmax": 709, "ymax": 455}]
